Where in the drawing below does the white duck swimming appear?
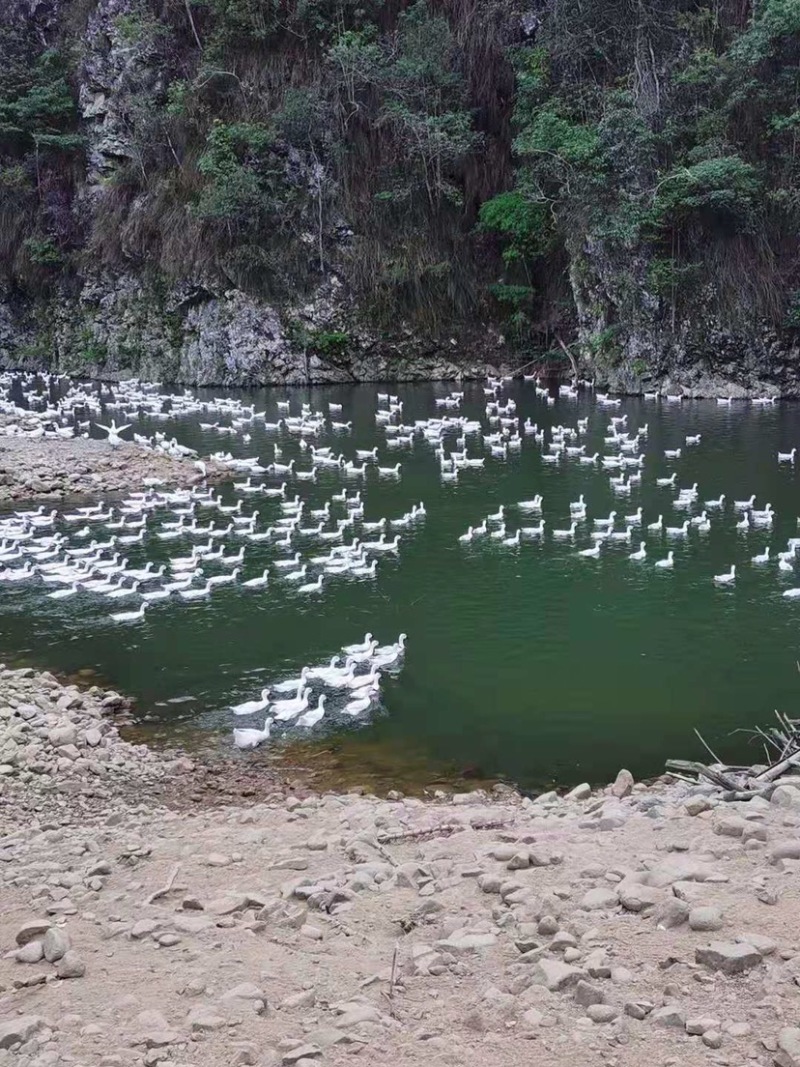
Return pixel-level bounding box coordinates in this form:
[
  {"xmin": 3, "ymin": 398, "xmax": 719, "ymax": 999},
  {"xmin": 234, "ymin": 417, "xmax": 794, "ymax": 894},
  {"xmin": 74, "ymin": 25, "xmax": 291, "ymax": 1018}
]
[
  {"xmin": 296, "ymin": 694, "xmax": 326, "ymax": 729},
  {"xmin": 271, "ymin": 687, "xmax": 311, "ymax": 722},
  {"xmin": 343, "ymin": 633, "xmax": 373, "ymax": 655},
  {"xmin": 714, "ymin": 565, "xmax": 736, "ymax": 585},
  {"xmin": 231, "ymin": 687, "xmax": 271, "ymax": 716}
]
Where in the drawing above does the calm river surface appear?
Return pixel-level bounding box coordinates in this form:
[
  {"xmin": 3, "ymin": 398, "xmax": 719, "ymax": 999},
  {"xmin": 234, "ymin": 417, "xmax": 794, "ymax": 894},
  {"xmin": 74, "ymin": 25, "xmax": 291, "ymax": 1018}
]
[{"xmin": 3, "ymin": 381, "xmax": 800, "ymax": 791}]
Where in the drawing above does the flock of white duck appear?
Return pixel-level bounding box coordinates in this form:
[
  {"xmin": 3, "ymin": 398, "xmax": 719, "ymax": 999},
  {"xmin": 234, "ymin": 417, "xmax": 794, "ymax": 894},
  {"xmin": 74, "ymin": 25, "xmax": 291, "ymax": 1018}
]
[
  {"xmin": 1, "ymin": 369, "xmax": 799, "ymax": 751},
  {"xmin": 231, "ymin": 631, "xmax": 407, "ymax": 750},
  {"xmin": 450, "ymin": 380, "xmax": 800, "ymax": 590}
]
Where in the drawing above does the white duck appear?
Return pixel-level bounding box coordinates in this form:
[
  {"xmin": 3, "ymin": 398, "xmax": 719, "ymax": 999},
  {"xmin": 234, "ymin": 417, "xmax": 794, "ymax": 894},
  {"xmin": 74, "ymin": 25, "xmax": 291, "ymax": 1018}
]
[
  {"xmin": 296, "ymin": 694, "xmax": 327, "ymax": 729},
  {"xmin": 232, "ymin": 688, "xmax": 271, "ymax": 716},
  {"xmin": 577, "ymin": 543, "xmax": 601, "ymax": 558},
  {"xmin": 629, "ymin": 542, "xmax": 647, "ymax": 561},
  {"xmin": 271, "ymin": 687, "xmax": 311, "ymax": 722},
  {"xmin": 344, "ymin": 633, "xmax": 373, "ymax": 655},
  {"xmin": 714, "ymin": 565, "xmax": 736, "ymax": 585},
  {"xmin": 654, "ymin": 551, "xmax": 674, "ymax": 570},
  {"xmin": 110, "ymin": 602, "xmax": 147, "ymax": 623},
  {"xmin": 233, "ymin": 716, "xmax": 272, "ymax": 750},
  {"xmin": 241, "ymin": 568, "xmax": 269, "ymax": 588}
]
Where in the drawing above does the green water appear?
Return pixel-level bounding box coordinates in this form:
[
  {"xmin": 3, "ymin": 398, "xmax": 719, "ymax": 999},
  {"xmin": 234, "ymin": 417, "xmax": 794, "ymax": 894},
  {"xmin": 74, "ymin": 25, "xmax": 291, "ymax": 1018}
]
[{"xmin": 3, "ymin": 382, "xmax": 800, "ymax": 790}]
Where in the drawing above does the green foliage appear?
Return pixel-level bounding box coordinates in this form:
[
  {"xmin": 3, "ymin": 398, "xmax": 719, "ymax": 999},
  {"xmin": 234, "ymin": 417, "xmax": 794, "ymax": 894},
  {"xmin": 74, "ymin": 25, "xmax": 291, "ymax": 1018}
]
[
  {"xmin": 489, "ymin": 284, "xmax": 534, "ymax": 308},
  {"xmin": 0, "ymin": 50, "xmax": 81, "ymax": 156},
  {"xmin": 195, "ymin": 121, "xmax": 277, "ymax": 224},
  {"xmin": 478, "ymin": 192, "xmax": 552, "ymax": 263},
  {"xmin": 647, "ymin": 257, "xmax": 701, "ymax": 296},
  {"xmin": 652, "ymin": 157, "xmax": 762, "ymax": 230},
  {"xmin": 114, "ymin": 6, "xmax": 168, "ymax": 46},
  {"xmin": 310, "ymin": 329, "xmax": 350, "ymax": 356},
  {"xmin": 23, "ymin": 235, "xmax": 63, "ymax": 267},
  {"xmin": 515, "ymin": 109, "xmax": 602, "ymax": 170},
  {"xmin": 784, "ymin": 292, "xmax": 800, "ymax": 332}
]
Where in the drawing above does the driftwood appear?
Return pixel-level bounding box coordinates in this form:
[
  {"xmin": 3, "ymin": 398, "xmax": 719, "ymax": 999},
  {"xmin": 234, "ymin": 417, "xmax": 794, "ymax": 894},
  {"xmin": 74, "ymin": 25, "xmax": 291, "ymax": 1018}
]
[
  {"xmin": 146, "ymin": 863, "xmax": 181, "ymax": 904},
  {"xmin": 376, "ymin": 819, "xmax": 508, "ymax": 846},
  {"xmin": 666, "ymin": 711, "xmax": 800, "ymax": 799}
]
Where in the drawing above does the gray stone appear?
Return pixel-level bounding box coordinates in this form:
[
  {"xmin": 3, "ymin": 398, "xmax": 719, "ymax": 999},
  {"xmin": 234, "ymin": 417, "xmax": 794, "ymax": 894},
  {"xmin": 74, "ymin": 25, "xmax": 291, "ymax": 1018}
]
[
  {"xmin": 771, "ymin": 787, "xmax": 800, "ymax": 811},
  {"xmin": 651, "ymin": 1006, "xmax": 686, "ymax": 1029},
  {"xmin": 654, "ymin": 897, "xmax": 689, "ymax": 929},
  {"xmin": 208, "ymin": 894, "xmax": 250, "ymax": 915},
  {"xmin": 507, "ymin": 851, "xmax": 530, "ymax": 870},
  {"xmin": 16, "ymin": 939, "xmax": 44, "ymax": 963},
  {"xmin": 713, "ymin": 816, "xmax": 748, "ymax": 838},
  {"xmin": 688, "ymin": 906, "xmax": 723, "ymax": 932},
  {"xmin": 735, "ymin": 931, "xmax": 776, "ymax": 956},
  {"xmin": 282, "ymin": 989, "xmax": 316, "ymax": 1009},
  {"xmin": 686, "ymin": 1016, "xmax": 721, "ymax": 1036},
  {"xmin": 617, "ymin": 881, "xmax": 664, "ymax": 912},
  {"xmin": 565, "ymin": 782, "xmax": 591, "ymax": 801},
  {"xmin": 282, "ymin": 1045, "xmax": 322, "ymax": 1064},
  {"xmin": 15, "ymin": 920, "xmax": 51, "ymax": 946},
  {"xmin": 574, "ymin": 980, "xmax": 605, "ymax": 1007},
  {"xmin": 723, "ymin": 1021, "xmax": 752, "ymax": 1037},
  {"xmin": 625, "ymin": 1000, "xmax": 654, "ymax": 1020},
  {"xmin": 685, "ymin": 796, "xmax": 712, "ymax": 816},
  {"xmin": 42, "ymin": 926, "xmax": 70, "ymax": 962},
  {"xmin": 776, "ymin": 1028, "xmax": 800, "ymax": 1067},
  {"xmin": 611, "ymin": 769, "xmax": 634, "ymax": 798},
  {"xmin": 587, "ymin": 1004, "xmax": 619, "ymax": 1024},
  {"xmin": 530, "ymin": 958, "xmax": 585, "ymax": 991},
  {"xmin": 580, "ymin": 887, "xmax": 618, "ymax": 911},
  {"xmin": 188, "ymin": 1008, "xmax": 227, "ymax": 1032},
  {"xmin": 0, "ymin": 1015, "xmax": 43, "ymax": 1049},
  {"xmin": 131, "ymin": 919, "xmax": 159, "ymax": 939},
  {"xmin": 57, "ymin": 951, "xmax": 86, "ymax": 978},
  {"xmin": 703, "ymin": 1030, "xmax": 723, "ymax": 1049},
  {"xmin": 436, "ymin": 932, "xmax": 496, "ymax": 952},
  {"xmin": 49, "ymin": 725, "xmax": 77, "ymax": 747},
  {"xmin": 222, "ymin": 983, "xmax": 266, "ymax": 1002},
  {"xmin": 695, "ymin": 941, "xmax": 762, "ymax": 975}
]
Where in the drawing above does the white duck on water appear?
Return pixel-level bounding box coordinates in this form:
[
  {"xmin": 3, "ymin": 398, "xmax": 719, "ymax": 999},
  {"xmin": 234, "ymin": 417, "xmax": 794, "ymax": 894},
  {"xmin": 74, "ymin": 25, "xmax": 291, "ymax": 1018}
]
[{"xmin": 231, "ymin": 688, "xmax": 271, "ymax": 716}]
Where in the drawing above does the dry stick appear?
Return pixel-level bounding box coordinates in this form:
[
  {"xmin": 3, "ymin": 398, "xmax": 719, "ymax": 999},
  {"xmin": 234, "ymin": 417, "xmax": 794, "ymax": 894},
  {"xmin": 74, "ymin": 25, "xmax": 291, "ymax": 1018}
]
[
  {"xmin": 368, "ymin": 837, "xmax": 399, "ymax": 869},
  {"xmin": 753, "ymin": 753, "xmax": 800, "ymax": 784},
  {"xmin": 388, "ymin": 944, "xmax": 399, "ymax": 1015},
  {"xmin": 147, "ymin": 863, "xmax": 180, "ymax": 905},
  {"xmin": 377, "ymin": 820, "xmax": 509, "ymax": 846},
  {"xmin": 694, "ymin": 728, "xmax": 724, "ymax": 767}
]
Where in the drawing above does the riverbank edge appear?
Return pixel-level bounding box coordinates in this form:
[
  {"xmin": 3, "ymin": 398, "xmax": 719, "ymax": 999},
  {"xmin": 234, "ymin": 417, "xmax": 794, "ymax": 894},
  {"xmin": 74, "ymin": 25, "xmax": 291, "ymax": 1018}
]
[
  {"xmin": 5, "ymin": 362, "xmax": 798, "ymax": 399},
  {"xmin": 0, "ymin": 659, "xmax": 678, "ymax": 827}
]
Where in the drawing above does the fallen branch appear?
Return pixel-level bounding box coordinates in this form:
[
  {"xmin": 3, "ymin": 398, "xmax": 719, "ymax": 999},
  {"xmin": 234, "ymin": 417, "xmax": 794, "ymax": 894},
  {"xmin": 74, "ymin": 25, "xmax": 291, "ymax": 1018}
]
[
  {"xmin": 146, "ymin": 862, "xmax": 180, "ymax": 904},
  {"xmin": 377, "ymin": 820, "xmax": 509, "ymax": 845}
]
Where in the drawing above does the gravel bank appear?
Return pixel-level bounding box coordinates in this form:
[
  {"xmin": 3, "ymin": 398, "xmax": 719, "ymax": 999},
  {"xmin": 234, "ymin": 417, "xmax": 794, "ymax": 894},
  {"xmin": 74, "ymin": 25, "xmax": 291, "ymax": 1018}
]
[
  {"xmin": 2, "ymin": 673, "xmax": 800, "ymax": 1067},
  {"xmin": 0, "ymin": 438, "xmax": 227, "ymax": 503}
]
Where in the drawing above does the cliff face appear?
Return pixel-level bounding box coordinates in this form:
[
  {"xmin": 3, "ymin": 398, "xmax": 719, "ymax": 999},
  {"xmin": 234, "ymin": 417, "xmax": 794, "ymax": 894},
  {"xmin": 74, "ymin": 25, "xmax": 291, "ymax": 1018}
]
[
  {"xmin": 0, "ymin": 0, "xmax": 511, "ymax": 384},
  {"xmin": 0, "ymin": 0, "xmax": 798, "ymax": 390}
]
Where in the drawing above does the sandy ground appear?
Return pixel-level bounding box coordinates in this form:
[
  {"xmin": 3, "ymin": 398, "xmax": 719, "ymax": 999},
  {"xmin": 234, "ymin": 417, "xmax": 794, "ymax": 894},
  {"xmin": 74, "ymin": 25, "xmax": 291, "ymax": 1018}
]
[{"xmin": 1, "ymin": 671, "xmax": 800, "ymax": 1067}]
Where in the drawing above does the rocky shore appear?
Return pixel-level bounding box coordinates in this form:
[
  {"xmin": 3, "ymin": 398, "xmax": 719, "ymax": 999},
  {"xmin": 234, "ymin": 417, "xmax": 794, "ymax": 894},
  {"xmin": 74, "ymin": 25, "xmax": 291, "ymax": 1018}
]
[
  {"xmin": 2, "ymin": 670, "xmax": 800, "ymax": 1067},
  {"xmin": 0, "ymin": 438, "xmax": 228, "ymax": 504}
]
